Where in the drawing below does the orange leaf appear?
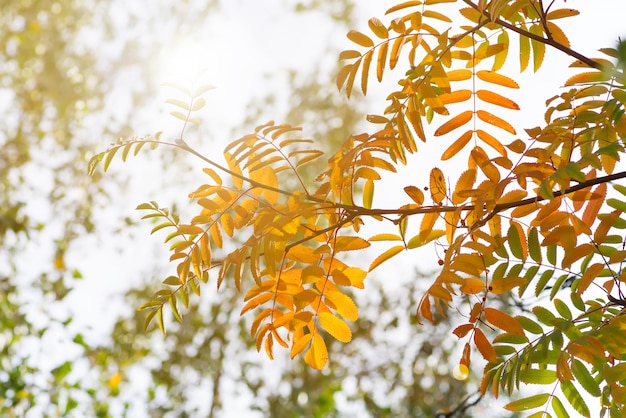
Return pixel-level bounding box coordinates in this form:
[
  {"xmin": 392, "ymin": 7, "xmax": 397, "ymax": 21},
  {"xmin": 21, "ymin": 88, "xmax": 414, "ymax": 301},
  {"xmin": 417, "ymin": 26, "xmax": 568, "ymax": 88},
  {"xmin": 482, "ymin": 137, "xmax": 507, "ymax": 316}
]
[
  {"xmin": 404, "ymin": 185, "xmax": 425, "ymax": 205},
  {"xmin": 434, "ymin": 110, "xmax": 473, "ymax": 136},
  {"xmin": 484, "ymin": 308, "xmax": 525, "ymax": 336},
  {"xmin": 476, "ymin": 90, "xmax": 519, "ymax": 110},
  {"xmin": 577, "ymin": 263, "xmax": 603, "ymax": 295},
  {"xmin": 474, "ymin": 328, "xmax": 497, "ymax": 363},
  {"xmin": 453, "ymin": 323, "xmax": 474, "ymax": 338},
  {"xmin": 240, "ymin": 293, "xmax": 274, "ymax": 315},
  {"xmin": 476, "ymin": 110, "xmax": 516, "ymax": 134},
  {"xmin": 319, "ymin": 312, "xmax": 352, "ymax": 342},
  {"xmin": 439, "ymin": 89, "xmax": 472, "ymax": 105},
  {"xmin": 441, "ymin": 130, "xmax": 473, "ymax": 160},
  {"xmin": 461, "ymin": 278, "xmax": 485, "ymax": 294},
  {"xmin": 489, "ymin": 277, "xmax": 527, "ymax": 294},
  {"xmin": 476, "ymin": 70, "xmax": 519, "ymax": 88},
  {"xmin": 582, "ymin": 183, "xmax": 606, "ymax": 228}
]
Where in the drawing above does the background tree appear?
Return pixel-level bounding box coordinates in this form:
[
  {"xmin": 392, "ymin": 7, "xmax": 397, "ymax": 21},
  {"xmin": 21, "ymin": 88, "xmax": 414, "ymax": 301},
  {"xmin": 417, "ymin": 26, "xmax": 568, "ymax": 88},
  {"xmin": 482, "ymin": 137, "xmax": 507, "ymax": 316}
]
[{"xmin": 92, "ymin": 0, "xmax": 626, "ymax": 416}]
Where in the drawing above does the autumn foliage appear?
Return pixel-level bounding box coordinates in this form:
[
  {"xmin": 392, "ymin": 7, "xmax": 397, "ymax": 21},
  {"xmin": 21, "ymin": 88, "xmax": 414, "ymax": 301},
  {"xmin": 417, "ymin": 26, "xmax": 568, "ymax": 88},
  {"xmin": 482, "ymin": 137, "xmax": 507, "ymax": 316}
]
[{"xmin": 91, "ymin": 0, "xmax": 626, "ymax": 416}]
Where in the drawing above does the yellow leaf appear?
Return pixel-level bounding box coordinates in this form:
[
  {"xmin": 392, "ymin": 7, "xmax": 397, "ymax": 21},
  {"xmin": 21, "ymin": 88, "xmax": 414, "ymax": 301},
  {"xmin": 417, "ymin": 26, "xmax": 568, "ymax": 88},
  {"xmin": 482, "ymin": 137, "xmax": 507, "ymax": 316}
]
[
  {"xmin": 339, "ymin": 49, "xmax": 361, "ymax": 60},
  {"xmin": 476, "ymin": 70, "xmax": 519, "ymax": 88},
  {"xmin": 476, "ymin": 110, "xmax": 516, "ymax": 134},
  {"xmin": 429, "ymin": 167, "xmax": 447, "ymax": 204},
  {"xmin": 546, "ymin": 22, "xmax": 570, "ymax": 48},
  {"xmin": 404, "ymin": 185, "xmax": 424, "ymax": 205},
  {"xmin": 304, "ymin": 333, "xmax": 328, "ymax": 369},
  {"xmin": 347, "ymin": 30, "xmax": 374, "ymax": 47},
  {"xmin": 202, "ymin": 167, "xmax": 223, "ymax": 185},
  {"xmin": 369, "ymin": 245, "xmax": 404, "ymax": 271},
  {"xmin": 385, "ymin": 1, "xmax": 422, "ymax": 15},
  {"xmin": 376, "ymin": 41, "xmax": 388, "ymax": 82},
  {"xmin": 446, "ymin": 69, "xmax": 472, "ymax": 81},
  {"xmin": 325, "ymin": 291, "xmax": 359, "ymax": 321},
  {"xmin": 334, "ymin": 236, "xmax": 371, "ymax": 252},
  {"xmin": 177, "ymin": 224, "xmax": 204, "ymax": 235},
  {"xmin": 476, "ymin": 90, "xmax": 519, "ymax": 110},
  {"xmin": 452, "ymin": 169, "xmax": 476, "ymax": 205},
  {"xmin": 389, "ymin": 36, "xmax": 405, "ymax": 69},
  {"xmin": 343, "ymin": 267, "xmax": 367, "ymax": 288},
  {"xmin": 290, "ymin": 333, "xmax": 312, "ymax": 359},
  {"xmin": 529, "ymin": 25, "xmax": 545, "ymax": 72},
  {"xmin": 565, "ymin": 71, "xmax": 610, "ymax": 86},
  {"xmin": 361, "ymin": 49, "xmax": 373, "ymax": 95},
  {"xmin": 441, "ymin": 130, "xmax": 473, "ymax": 160},
  {"xmin": 368, "ymin": 17, "xmax": 388, "ymax": 39},
  {"xmin": 434, "ymin": 110, "xmax": 473, "ymax": 136}
]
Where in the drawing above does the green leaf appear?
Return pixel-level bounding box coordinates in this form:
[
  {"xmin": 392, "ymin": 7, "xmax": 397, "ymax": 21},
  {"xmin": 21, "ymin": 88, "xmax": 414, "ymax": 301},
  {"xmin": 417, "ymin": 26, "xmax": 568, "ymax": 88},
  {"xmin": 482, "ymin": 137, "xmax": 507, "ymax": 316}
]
[
  {"xmin": 528, "ymin": 226, "xmax": 541, "ymax": 262},
  {"xmin": 505, "ymin": 393, "xmax": 550, "ymax": 411},
  {"xmin": 554, "ymin": 298, "xmax": 572, "ymax": 320},
  {"xmin": 552, "ymin": 396, "xmax": 569, "ymax": 418},
  {"xmin": 507, "ymin": 223, "xmax": 524, "ymax": 259},
  {"xmin": 561, "ymin": 379, "xmax": 590, "ymax": 417},
  {"xmin": 533, "ymin": 306, "xmax": 556, "ymax": 325},
  {"xmin": 571, "ymin": 359, "xmax": 601, "ymax": 397},
  {"xmin": 521, "ymin": 368, "xmax": 557, "ymax": 385}
]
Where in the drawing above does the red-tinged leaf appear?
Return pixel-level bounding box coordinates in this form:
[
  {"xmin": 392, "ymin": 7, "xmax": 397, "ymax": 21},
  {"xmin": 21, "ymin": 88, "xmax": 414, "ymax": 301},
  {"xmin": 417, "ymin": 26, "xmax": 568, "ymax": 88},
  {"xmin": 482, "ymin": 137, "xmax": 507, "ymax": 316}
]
[
  {"xmin": 504, "ymin": 393, "xmax": 550, "ymax": 411},
  {"xmin": 334, "ymin": 236, "xmax": 371, "ymax": 252},
  {"xmin": 369, "ymin": 245, "xmax": 404, "ymax": 271},
  {"xmin": 240, "ymin": 293, "xmax": 274, "ymax": 315},
  {"xmin": 347, "ymin": 30, "xmax": 374, "ymax": 47},
  {"xmin": 476, "ymin": 90, "xmax": 519, "ymax": 110},
  {"xmin": 507, "ymin": 222, "xmax": 527, "ymax": 261},
  {"xmin": 404, "ymin": 185, "xmax": 424, "ymax": 205},
  {"xmin": 484, "ymin": 308, "xmax": 525, "ymax": 336},
  {"xmin": 474, "ymin": 328, "xmax": 497, "ymax": 363},
  {"xmin": 476, "ymin": 70, "xmax": 519, "ymax": 88},
  {"xmin": 476, "ymin": 110, "xmax": 516, "ymax": 134},
  {"xmin": 290, "ymin": 333, "xmax": 312, "ymax": 359},
  {"xmin": 594, "ymin": 209, "xmax": 620, "ymax": 243},
  {"xmin": 319, "ymin": 312, "xmax": 352, "ymax": 343},
  {"xmin": 304, "ymin": 333, "xmax": 328, "ymax": 369},
  {"xmin": 453, "ymin": 323, "xmax": 474, "ymax": 338},
  {"xmin": 434, "ymin": 110, "xmax": 473, "ymax": 136},
  {"xmin": 460, "ymin": 278, "xmax": 485, "ymax": 294},
  {"xmin": 441, "ymin": 130, "xmax": 473, "ymax": 160}
]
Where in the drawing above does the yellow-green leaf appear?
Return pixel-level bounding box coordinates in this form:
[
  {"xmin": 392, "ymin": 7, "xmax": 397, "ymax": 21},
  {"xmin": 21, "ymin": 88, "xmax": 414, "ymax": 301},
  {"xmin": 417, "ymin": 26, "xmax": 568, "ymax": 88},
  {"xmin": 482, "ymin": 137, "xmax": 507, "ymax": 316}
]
[{"xmin": 505, "ymin": 393, "xmax": 550, "ymax": 411}]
